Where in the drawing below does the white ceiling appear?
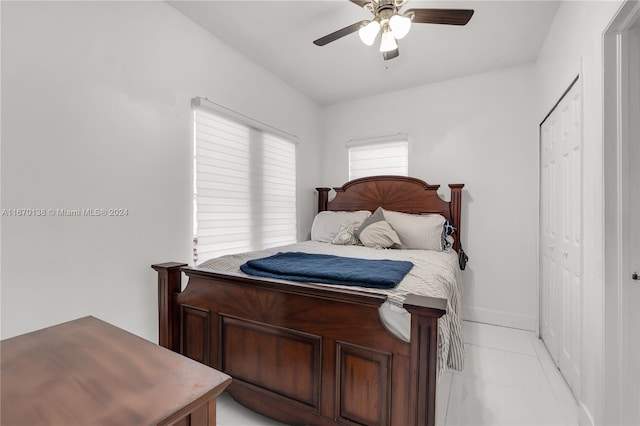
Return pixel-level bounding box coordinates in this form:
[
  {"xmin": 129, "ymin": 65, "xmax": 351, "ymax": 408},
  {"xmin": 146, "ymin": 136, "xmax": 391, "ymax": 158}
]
[{"xmin": 169, "ymin": 0, "xmax": 560, "ymax": 106}]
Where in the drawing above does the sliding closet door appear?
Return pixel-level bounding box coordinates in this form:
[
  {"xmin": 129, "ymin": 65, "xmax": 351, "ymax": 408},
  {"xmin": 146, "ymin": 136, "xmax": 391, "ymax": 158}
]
[{"xmin": 540, "ymin": 78, "xmax": 583, "ymax": 399}]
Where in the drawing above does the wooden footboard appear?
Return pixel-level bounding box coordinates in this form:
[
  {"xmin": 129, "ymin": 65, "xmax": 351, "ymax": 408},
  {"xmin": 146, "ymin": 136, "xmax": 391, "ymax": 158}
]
[{"xmin": 152, "ymin": 263, "xmax": 446, "ymax": 426}]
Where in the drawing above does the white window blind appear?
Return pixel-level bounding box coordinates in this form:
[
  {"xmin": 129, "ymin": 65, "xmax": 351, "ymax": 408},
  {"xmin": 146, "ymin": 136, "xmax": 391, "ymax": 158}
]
[
  {"xmin": 262, "ymin": 133, "xmax": 297, "ymax": 247},
  {"xmin": 193, "ymin": 107, "xmax": 297, "ymax": 263},
  {"xmin": 348, "ymin": 135, "xmax": 408, "ymax": 180}
]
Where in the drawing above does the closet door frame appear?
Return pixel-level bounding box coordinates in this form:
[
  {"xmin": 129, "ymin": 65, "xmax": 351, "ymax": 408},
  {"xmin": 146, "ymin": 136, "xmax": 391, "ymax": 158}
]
[{"xmin": 603, "ymin": 2, "xmax": 640, "ymax": 424}]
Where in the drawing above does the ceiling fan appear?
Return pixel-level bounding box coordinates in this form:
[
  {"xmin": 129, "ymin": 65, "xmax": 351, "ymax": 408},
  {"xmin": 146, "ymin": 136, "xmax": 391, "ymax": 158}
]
[{"xmin": 313, "ymin": 0, "xmax": 474, "ymax": 60}]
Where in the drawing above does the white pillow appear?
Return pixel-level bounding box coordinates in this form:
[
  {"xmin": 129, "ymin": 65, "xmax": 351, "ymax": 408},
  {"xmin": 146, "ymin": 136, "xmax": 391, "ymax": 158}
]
[
  {"xmin": 381, "ymin": 208, "xmax": 446, "ymax": 251},
  {"xmin": 311, "ymin": 210, "xmax": 371, "ymax": 243}
]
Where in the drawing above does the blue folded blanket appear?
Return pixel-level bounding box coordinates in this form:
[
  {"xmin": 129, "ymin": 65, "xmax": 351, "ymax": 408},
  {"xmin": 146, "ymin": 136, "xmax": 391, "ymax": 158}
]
[{"xmin": 240, "ymin": 252, "xmax": 413, "ymax": 289}]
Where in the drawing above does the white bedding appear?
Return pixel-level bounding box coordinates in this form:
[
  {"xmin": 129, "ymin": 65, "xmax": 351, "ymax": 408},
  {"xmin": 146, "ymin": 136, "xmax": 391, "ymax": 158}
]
[{"xmin": 198, "ymin": 241, "xmax": 464, "ymax": 375}]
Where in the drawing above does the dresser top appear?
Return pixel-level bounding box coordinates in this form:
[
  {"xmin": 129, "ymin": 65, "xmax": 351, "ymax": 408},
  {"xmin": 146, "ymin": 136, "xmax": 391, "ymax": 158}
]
[{"xmin": 1, "ymin": 316, "xmax": 231, "ymax": 425}]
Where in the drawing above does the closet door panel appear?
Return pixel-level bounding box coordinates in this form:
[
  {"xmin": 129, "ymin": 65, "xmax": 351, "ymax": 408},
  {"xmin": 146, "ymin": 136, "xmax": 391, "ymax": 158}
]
[{"xmin": 540, "ymin": 78, "xmax": 583, "ymax": 400}]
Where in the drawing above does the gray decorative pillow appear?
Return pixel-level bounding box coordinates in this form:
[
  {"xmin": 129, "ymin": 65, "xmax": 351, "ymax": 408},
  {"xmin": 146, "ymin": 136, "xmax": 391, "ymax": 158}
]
[
  {"xmin": 358, "ymin": 220, "xmax": 401, "ymax": 249},
  {"xmin": 356, "ymin": 207, "xmax": 401, "ymax": 249},
  {"xmin": 355, "ymin": 207, "xmax": 386, "ymax": 239},
  {"xmin": 332, "ymin": 220, "xmax": 361, "ymax": 245}
]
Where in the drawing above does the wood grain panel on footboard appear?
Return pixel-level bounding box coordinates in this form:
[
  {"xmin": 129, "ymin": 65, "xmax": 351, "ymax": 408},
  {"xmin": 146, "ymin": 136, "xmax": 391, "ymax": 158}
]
[
  {"xmin": 181, "ymin": 305, "xmax": 210, "ymax": 365},
  {"xmin": 220, "ymin": 316, "xmax": 321, "ymax": 410},
  {"xmin": 336, "ymin": 342, "xmax": 392, "ymax": 426}
]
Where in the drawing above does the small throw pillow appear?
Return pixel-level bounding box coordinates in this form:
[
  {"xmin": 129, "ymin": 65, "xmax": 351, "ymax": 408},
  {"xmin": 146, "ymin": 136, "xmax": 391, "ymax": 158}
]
[
  {"xmin": 332, "ymin": 220, "xmax": 361, "ymax": 245},
  {"xmin": 355, "ymin": 207, "xmax": 385, "ymax": 239},
  {"xmin": 359, "ymin": 220, "xmax": 401, "ymax": 249},
  {"xmin": 443, "ymin": 220, "xmax": 457, "ymax": 250},
  {"xmin": 356, "ymin": 207, "xmax": 401, "ymax": 249}
]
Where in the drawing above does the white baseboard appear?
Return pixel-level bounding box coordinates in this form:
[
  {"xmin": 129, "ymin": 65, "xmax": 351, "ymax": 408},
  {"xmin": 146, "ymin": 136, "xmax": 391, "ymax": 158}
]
[{"xmin": 461, "ymin": 305, "xmax": 536, "ymax": 330}]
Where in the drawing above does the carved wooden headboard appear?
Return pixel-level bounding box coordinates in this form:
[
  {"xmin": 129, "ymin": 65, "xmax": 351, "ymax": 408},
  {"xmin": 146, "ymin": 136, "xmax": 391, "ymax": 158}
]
[{"xmin": 316, "ymin": 175, "xmax": 464, "ymax": 252}]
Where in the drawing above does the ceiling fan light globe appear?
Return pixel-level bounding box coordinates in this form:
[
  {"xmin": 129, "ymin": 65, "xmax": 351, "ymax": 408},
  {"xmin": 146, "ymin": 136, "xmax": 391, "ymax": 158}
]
[
  {"xmin": 379, "ymin": 30, "xmax": 398, "ymax": 52},
  {"xmin": 389, "ymin": 14, "xmax": 411, "ymax": 39},
  {"xmin": 358, "ymin": 20, "xmax": 381, "ymax": 46}
]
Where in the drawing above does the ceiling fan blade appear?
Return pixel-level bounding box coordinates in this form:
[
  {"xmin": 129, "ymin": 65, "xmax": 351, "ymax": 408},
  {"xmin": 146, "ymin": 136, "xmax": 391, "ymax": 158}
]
[
  {"xmin": 406, "ymin": 8, "xmax": 474, "ymax": 26},
  {"xmin": 313, "ymin": 20, "xmax": 369, "ymax": 46},
  {"xmin": 382, "ymin": 48, "xmax": 399, "ymax": 61},
  {"xmin": 349, "ymin": 0, "xmax": 370, "ymax": 7}
]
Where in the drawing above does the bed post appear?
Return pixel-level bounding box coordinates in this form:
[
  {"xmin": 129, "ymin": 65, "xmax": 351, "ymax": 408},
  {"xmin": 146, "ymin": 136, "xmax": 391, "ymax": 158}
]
[
  {"xmin": 448, "ymin": 184, "xmax": 464, "ymax": 252},
  {"xmin": 403, "ymin": 295, "xmax": 447, "ymax": 426},
  {"xmin": 316, "ymin": 187, "xmax": 330, "ymax": 212},
  {"xmin": 151, "ymin": 262, "xmax": 187, "ymax": 352}
]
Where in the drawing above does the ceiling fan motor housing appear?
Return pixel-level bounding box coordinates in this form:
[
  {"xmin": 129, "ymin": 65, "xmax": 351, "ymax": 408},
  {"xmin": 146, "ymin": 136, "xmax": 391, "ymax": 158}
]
[
  {"xmin": 366, "ymin": 0, "xmax": 407, "ymax": 12},
  {"xmin": 367, "ymin": 0, "xmax": 406, "ymax": 19}
]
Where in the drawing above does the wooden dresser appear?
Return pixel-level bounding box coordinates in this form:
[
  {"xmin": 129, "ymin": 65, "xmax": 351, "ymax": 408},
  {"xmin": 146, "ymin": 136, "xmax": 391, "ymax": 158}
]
[{"xmin": 1, "ymin": 316, "xmax": 231, "ymax": 425}]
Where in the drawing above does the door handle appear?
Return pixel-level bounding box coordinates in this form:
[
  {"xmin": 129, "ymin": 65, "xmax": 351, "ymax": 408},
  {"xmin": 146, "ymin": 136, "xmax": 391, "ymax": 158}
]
[{"xmin": 633, "ymin": 272, "xmax": 639, "ymax": 280}]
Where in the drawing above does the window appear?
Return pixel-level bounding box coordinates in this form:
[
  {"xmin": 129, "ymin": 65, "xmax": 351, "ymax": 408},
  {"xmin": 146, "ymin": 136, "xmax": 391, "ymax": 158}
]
[
  {"xmin": 348, "ymin": 134, "xmax": 408, "ymax": 180},
  {"xmin": 193, "ymin": 100, "xmax": 297, "ymax": 264}
]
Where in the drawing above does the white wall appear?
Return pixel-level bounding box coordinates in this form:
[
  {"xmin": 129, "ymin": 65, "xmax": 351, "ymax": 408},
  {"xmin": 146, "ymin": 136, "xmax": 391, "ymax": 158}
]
[
  {"xmin": 535, "ymin": 1, "xmax": 623, "ymax": 425},
  {"xmin": 322, "ymin": 64, "xmax": 539, "ymax": 330},
  {"xmin": 0, "ymin": 1, "xmax": 322, "ymax": 341}
]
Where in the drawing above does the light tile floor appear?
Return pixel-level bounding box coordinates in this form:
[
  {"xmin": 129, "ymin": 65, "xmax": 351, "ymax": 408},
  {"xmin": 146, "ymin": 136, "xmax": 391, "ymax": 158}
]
[{"xmin": 216, "ymin": 321, "xmax": 578, "ymax": 426}]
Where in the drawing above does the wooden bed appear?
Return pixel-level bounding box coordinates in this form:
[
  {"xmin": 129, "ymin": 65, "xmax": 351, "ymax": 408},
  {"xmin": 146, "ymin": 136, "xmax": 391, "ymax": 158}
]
[{"xmin": 152, "ymin": 175, "xmax": 464, "ymax": 426}]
